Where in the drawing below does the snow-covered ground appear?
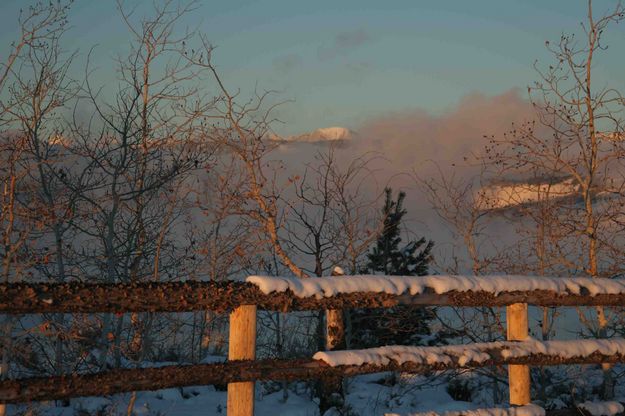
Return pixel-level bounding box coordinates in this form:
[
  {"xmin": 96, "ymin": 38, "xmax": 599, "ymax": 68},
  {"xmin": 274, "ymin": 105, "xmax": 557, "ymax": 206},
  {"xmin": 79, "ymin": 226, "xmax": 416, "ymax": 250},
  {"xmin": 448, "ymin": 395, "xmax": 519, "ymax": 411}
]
[
  {"xmin": 392, "ymin": 404, "xmax": 546, "ymax": 416},
  {"xmin": 14, "ymin": 373, "xmax": 478, "ymax": 416},
  {"xmin": 12, "ymin": 364, "xmax": 625, "ymax": 415}
]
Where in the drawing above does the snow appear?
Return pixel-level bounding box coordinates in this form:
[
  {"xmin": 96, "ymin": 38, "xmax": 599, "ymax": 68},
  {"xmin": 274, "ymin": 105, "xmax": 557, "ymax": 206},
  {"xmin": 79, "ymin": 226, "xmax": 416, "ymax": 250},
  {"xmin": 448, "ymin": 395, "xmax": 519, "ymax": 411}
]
[
  {"xmin": 268, "ymin": 126, "xmax": 353, "ymax": 143},
  {"xmin": 345, "ymin": 373, "xmax": 475, "ymax": 416},
  {"xmin": 315, "ymin": 127, "xmax": 352, "ymax": 140},
  {"xmin": 13, "ymin": 359, "xmax": 625, "ymax": 416},
  {"xmin": 333, "ymin": 266, "xmax": 345, "ymax": 276},
  {"xmin": 388, "ymin": 404, "xmax": 546, "ymax": 416},
  {"xmin": 14, "ymin": 374, "xmax": 477, "ymax": 416},
  {"xmin": 478, "ymin": 178, "xmax": 578, "ymax": 210},
  {"xmin": 579, "ymin": 401, "xmax": 625, "ymax": 416},
  {"xmin": 312, "ymin": 338, "xmax": 625, "ymax": 367},
  {"xmin": 246, "ymin": 274, "xmax": 625, "ymax": 299}
]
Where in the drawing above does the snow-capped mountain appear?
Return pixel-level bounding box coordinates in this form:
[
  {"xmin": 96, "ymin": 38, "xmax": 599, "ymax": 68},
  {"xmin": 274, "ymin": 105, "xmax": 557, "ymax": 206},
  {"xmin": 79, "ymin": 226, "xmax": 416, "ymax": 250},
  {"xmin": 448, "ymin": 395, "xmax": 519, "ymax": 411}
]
[{"xmin": 268, "ymin": 126, "xmax": 354, "ymax": 143}]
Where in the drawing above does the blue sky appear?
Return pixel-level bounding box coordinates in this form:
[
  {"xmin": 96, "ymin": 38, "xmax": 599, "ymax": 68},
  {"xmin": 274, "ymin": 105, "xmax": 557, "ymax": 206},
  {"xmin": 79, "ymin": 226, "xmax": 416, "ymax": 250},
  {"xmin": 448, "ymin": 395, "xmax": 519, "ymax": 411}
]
[{"xmin": 1, "ymin": 0, "xmax": 624, "ymax": 135}]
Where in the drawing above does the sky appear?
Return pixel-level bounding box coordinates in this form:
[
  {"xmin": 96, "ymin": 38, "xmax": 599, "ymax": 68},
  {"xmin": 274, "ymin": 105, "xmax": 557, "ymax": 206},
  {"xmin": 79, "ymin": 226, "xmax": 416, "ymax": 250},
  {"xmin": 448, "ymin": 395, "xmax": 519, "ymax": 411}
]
[{"xmin": 1, "ymin": 0, "xmax": 624, "ymax": 136}]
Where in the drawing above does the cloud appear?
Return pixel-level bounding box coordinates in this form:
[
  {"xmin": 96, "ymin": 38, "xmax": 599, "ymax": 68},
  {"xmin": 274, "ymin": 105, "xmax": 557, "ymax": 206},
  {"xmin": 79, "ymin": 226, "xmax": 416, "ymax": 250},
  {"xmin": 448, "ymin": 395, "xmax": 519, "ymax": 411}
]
[
  {"xmin": 274, "ymin": 89, "xmax": 535, "ymax": 248},
  {"xmin": 272, "ymin": 53, "xmax": 303, "ymax": 74},
  {"xmin": 318, "ymin": 29, "xmax": 370, "ymax": 61},
  {"xmin": 277, "ymin": 89, "xmax": 533, "ymax": 181},
  {"xmin": 353, "ymin": 89, "xmax": 534, "ymax": 177}
]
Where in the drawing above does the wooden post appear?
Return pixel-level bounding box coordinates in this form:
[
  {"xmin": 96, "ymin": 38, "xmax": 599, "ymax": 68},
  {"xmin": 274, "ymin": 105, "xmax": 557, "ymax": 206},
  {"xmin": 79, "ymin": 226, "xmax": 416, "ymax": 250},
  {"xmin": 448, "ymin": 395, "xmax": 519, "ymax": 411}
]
[
  {"xmin": 325, "ymin": 309, "xmax": 345, "ymax": 350},
  {"xmin": 507, "ymin": 302, "xmax": 530, "ymax": 405},
  {"xmin": 321, "ymin": 308, "xmax": 345, "ymax": 413},
  {"xmin": 326, "ymin": 266, "xmax": 346, "ymax": 351},
  {"xmin": 319, "ymin": 267, "xmax": 347, "ymax": 414},
  {"xmin": 227, "ymin": 305, "xmax": 257, "ymax": 416}
]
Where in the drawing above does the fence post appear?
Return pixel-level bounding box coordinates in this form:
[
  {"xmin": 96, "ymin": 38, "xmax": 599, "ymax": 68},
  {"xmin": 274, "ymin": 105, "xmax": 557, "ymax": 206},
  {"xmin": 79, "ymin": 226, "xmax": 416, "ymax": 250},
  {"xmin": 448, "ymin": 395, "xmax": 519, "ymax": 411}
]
[
  {"xmin": 506, "ymin": 302, "xmax": 530, "ymax": 405},
  {"xmin": 319, "ymin": 267, "xmax": 347, "ymax": 414},
  {"xmin": 227, "ymin": 305, "xmax": 257, "ymax": 416},
  {"xmin": 326, "ymin": 267, "xmax": 346, "ymax": 351}
]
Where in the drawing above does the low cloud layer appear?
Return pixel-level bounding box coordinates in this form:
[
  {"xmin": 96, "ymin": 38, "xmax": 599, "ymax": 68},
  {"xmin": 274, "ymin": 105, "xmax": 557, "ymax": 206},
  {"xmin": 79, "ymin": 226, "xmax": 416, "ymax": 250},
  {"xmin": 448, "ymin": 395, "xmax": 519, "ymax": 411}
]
[
  {"xmin": 275, "ymin": 89, "xmax": 536, "ymax": 258},
  {"xmin": 278, "ymin": 89, "xmax": 534, "ymax": 189},
  {"xmin": 353, "ymin": 89, "xmax": 534, "ymax": 178}
]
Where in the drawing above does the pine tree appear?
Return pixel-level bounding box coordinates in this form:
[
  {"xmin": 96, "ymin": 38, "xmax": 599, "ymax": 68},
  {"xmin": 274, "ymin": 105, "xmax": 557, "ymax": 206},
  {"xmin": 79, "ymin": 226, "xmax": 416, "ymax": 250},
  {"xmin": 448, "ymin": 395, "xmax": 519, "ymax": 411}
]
[
  {"xmin": 350, "ymin": 188, "xmax": 437, "ymax": 349},
  {"xmin": 366, "ymin": 188, "xmax": 433, "ymax": 276}
]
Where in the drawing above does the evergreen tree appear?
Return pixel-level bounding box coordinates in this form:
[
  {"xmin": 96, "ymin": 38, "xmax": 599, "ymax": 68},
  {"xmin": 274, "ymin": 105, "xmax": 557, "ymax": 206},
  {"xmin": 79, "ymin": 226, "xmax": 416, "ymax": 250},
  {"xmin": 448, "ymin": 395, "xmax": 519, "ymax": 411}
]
[
  {"xmin": 350, "ymin": 188, "xmax": 437, "ymax": 349},
  {"xmin": 366, "ymin": 188, "xmax": 433, "ymax": 276}
]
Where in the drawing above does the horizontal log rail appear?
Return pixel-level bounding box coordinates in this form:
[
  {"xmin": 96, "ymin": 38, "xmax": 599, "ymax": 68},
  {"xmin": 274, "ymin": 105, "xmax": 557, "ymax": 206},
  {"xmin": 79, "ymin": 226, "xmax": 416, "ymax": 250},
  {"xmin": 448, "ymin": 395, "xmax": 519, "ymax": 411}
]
[
  {"xmin": 5, "ymin": 275, "xmax": 625, "ymax": 413},
  {"xmin": 3, "ymin": 280, "xmax": 625, "ymax": 314},
  {"xmin": 2, "ymin": 343, "xmax": 625, "ymax": 403}
]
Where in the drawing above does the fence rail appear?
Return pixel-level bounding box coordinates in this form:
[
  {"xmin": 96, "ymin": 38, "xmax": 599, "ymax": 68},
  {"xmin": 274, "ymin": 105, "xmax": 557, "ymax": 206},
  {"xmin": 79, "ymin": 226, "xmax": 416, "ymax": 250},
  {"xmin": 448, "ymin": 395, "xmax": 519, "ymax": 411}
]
[
  {"xmin": 2, "ymin": 340, "xmax": 625, "ymax": 404},
  {"xmin": 3, "ymin": 275, "xmax": 625, "ymax": 415},
  {"xmin": 3, "ymin": 278, "xmax": 625, "ymax": 314}
]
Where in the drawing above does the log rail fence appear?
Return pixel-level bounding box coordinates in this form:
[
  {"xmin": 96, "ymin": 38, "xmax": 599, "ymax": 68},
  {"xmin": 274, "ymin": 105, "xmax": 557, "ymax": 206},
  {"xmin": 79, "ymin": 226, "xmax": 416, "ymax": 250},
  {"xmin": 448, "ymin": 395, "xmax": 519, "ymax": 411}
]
[{"xmin": 2, "ymin": 276, "xmax": 625, "ymax": 415}]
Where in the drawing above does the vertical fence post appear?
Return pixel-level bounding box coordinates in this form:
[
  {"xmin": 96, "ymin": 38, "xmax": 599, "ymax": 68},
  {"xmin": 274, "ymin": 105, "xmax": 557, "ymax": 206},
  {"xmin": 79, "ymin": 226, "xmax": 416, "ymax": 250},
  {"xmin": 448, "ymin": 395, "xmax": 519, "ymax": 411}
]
[
  {"xmin": 506, "ymin": 302, "xmax": 530, "ymax": 405},
  {"xmin": 325, "ymin": 309, "xmax": 346, "ymax": 351},
  {"xmin": 319, "ymin": 267, "xmax": 347, "ymax": 414},
  {"xmin": 227, "ymin": 305, "xmax": 257, "ymax": 416},
  {"xmin": 326, "ymin": 267, "xmax": 346, "ymax": 351}
]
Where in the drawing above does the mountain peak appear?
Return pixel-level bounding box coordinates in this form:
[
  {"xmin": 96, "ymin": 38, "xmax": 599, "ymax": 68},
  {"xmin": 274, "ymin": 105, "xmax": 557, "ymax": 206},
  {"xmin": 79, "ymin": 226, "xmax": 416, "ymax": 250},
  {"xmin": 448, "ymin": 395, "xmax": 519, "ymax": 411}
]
[
  {"xmin": 312, "ymin": 127, "xmax": 352, "ymax": 140},
  {"xmin": 269, "ymin": 126, "xmax": 354, "ymax": 143}
]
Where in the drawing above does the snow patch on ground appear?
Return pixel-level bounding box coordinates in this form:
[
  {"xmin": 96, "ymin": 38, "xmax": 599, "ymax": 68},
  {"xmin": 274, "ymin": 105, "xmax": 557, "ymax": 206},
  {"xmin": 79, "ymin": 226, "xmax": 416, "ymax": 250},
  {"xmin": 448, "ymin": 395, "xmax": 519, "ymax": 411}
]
[
  {"xmin": 312, "ymin": 338, "xmax": 625, "ymax": 367},
  {"xmin": 578, "ymin": 401, "xmax": 625, "ymax": 416},
  {"xmin": 16, "ymin": 374, "xmax": 474, "ymax": 416},
  {"xmin": 246, "ymin": 275, "xmax": 625, "ymax": 299},
  {"xmin": 390, "ymin": 404, "xmax": 546, "ymax": 416}
]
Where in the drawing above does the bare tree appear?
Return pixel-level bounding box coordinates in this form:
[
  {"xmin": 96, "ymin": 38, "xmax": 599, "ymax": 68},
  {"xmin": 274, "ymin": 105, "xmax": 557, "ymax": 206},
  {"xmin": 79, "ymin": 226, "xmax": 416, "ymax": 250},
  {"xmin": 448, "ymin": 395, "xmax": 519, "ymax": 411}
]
[
  {"xmin": 0, "ymin": 2, "xmax": 75, "ymax": 413},
  {"xmin": 0, "ymin": 133, "xmax": 33, "ymax": 416},
  {"xmin": 281, "ymin": 148, "xmax": 382, "ymax": 277},
  {"xmin": 54, "ymin": 1, "xmax": 222, "ymax": 411},
  {"xmin": 179, "ymin": 34, "xmax": 308, "ymax": 278},
  {"xmin": 487, "ymin": 0, "xmax": 625, "ymax": 398},
  {"xmin": 189, "ymin": 153, "xmax": 255, "ymax": 361},
  {"xmin": 0, "ymin": 1, "xmax": 72, "ymax": 102},
  {"xmin": 6, "ymin": 6, "xmax": 80, "ymax": 389},
  {"xmin": 419, "ymin": 163, "xmax": 508, "ymax": 403}
]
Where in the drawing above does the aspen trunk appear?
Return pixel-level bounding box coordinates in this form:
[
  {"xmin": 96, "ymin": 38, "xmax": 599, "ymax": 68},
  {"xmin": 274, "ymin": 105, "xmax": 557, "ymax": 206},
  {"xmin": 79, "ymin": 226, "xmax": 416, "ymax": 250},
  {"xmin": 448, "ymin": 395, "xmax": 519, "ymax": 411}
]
[
  {"xmin": 507, "ymin": 303, "xmax": 530, "ymax": 405},
  {"xmin": 227, "ymin": 305, "xmax": 257, "ymax": 416}
]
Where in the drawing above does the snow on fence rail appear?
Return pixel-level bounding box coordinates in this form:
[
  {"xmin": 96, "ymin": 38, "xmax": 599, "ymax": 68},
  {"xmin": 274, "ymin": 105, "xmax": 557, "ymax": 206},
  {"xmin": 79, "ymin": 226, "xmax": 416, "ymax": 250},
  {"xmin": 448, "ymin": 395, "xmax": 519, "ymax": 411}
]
[
  {"xmin": 311, "ymin": 338, "xmax": 625, "ymax": 367},
  {"xmin": 4, "ymin": 274, "xmax": 625, "ymax": 416},
  {"xmin": 246, "ymin": 274, "xmax": 625, "ymax": 298},
  {"xmin": 4, "ymin": 274, "xmax": 625, "ymax": 313}
]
